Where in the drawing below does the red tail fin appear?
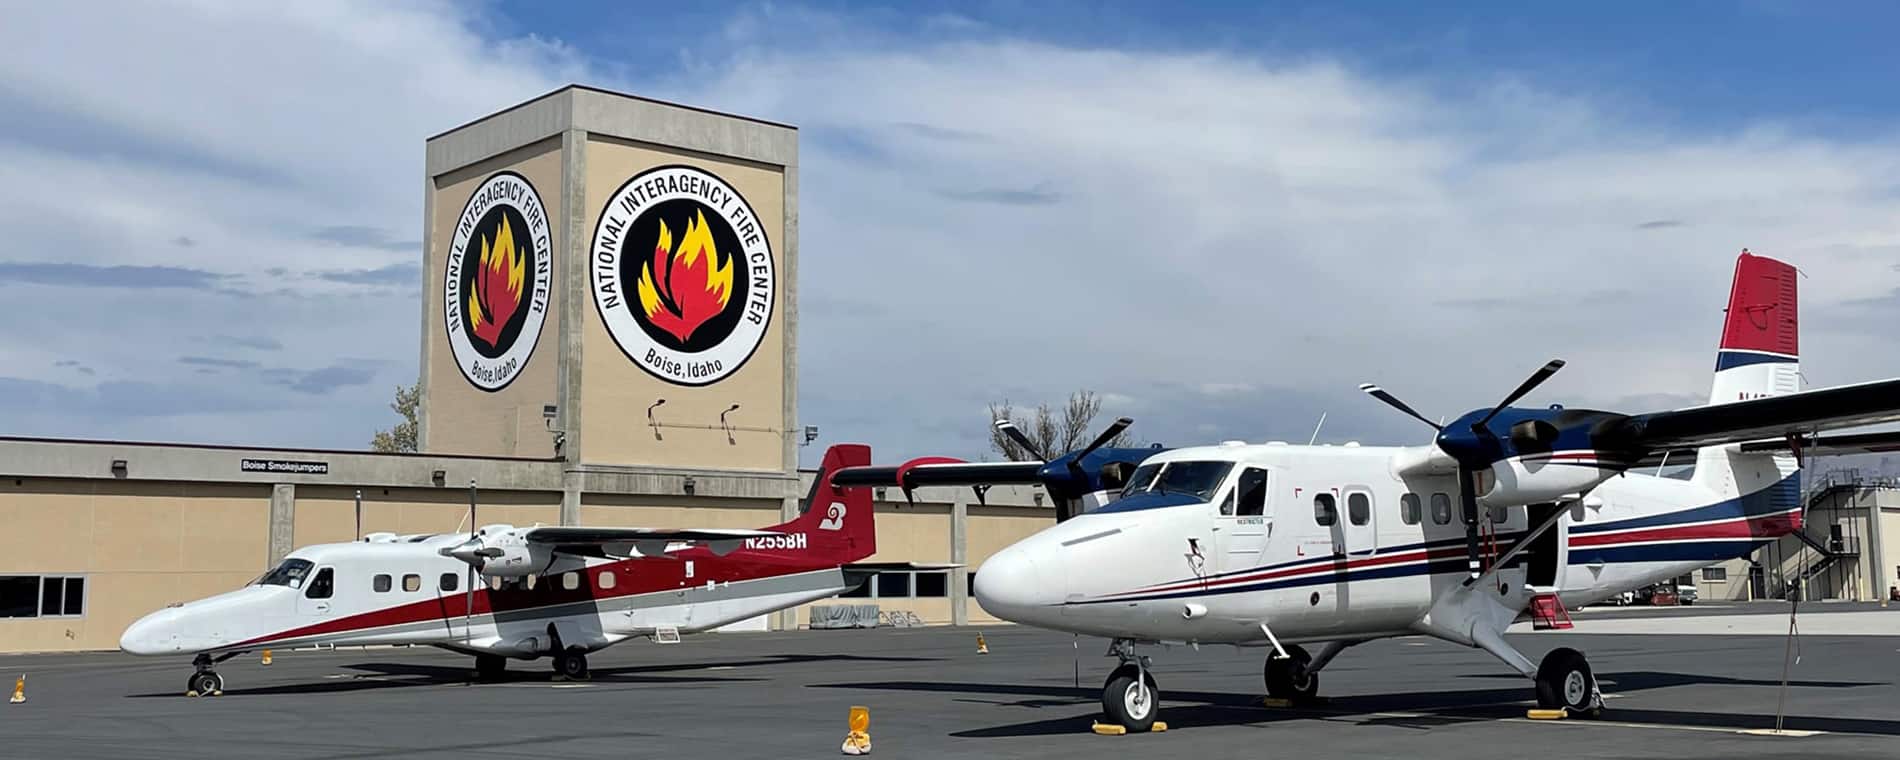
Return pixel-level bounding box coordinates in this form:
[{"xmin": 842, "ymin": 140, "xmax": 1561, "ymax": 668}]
[{"xmin": 763, "ymin": 444, "xmax": 876, "ymax": 563}]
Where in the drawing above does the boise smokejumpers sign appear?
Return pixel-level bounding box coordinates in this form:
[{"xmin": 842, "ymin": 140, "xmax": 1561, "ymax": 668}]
[
  {"xmin": 590, "ymin": 165, "xmax": 775, "ymax": 386},
  {"xmin": 444, "ymin": 171, "xmax": 552, "ymax": 392}
]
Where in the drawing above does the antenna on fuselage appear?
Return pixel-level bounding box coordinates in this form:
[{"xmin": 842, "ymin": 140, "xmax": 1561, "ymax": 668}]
[{"xmin": 1308, "ymin": 412, "xmax": 1327, "ymax": 445}]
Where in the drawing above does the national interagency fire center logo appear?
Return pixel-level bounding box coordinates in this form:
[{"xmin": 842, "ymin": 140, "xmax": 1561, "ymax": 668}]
[
  {"xmin": 445, "ymin": 171, "xmax": 552, "ymax": 392},
  {"xmin": 590, "ymin": 165, "xmax": 775, "ymax": 386}
]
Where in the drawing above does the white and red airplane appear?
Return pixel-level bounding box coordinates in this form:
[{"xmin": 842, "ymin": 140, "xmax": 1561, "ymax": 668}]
[
  {"xmin": 121, "ymin": 445, "xmax": 891, "ymax": 696},
  {"xmin": 836, "ymin": 250, "xmax": 1900, "ymax": 731}
]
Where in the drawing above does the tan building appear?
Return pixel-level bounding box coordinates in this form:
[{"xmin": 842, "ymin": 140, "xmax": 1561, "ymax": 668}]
[
  {"xmin": 1698, "ymin": 473, "xmax": 1897, "ymax": 604},
  {"xmin": 0, "ymin": 86, "xmax": 1052, "ymax": 654}
]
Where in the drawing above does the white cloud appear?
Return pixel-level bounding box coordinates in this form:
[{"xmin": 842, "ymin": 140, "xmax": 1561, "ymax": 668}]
[{"xmin": 4, "ymin": 4, "xmax": 1899, "ymax": 461}]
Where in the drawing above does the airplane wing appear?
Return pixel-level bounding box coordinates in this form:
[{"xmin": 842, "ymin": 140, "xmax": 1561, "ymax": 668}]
[
  {"xmin": 519, "ymin": 526, "xmax": 783, "ymax": 557},
  {"xmin": 1605, "ymin": 378, "xmax": 1900, "ymax": 451},
  {"xmin": 830, "ymin": 460, "xmax": 1043, "ymax": 488},
  {"xmin": 1738, "ymin": 429, "xmax": 1900, "ymax": 455}
]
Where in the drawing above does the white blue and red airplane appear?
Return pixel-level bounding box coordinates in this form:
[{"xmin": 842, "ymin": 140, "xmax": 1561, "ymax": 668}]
[
  {"xmin": 120, "ymin": 445, "xmax": 908, "ymax": 696},
  {"xmin": 834, "ymin": 250, "xmax": 1900, "ymax": 731}
]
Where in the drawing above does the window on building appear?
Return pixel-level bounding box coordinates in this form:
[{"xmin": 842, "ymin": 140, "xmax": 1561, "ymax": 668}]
[
  {"xmin": 1347, "ymin": 492, "xmax": 1371, "ymax": 526},
  {"xmin": 1702, "ymin": 567, "xmax": 1728, "ymax": 582},
  {"xmin": 1236, "ymin": 468, "xmax": 1269, "ymax": 517},
  {"xmin": 402, "ymin": 574, "xmax": 421, "ymax": 593},
  {"xmin": 1314, "ymin": 493, "xmax": 1338, "ymax": 526},
  {"xmin": 1430, "ymin": 493, "xmax": 1453, "ymax": 525},
  {"xmin": 1400, "ymin": 493, "xmax": 1421, "ymax": 525},
  {"xmin": 562, "ymin": 572, "xmax": 581, "ymax": 591},
  {"xmin": 915, "ymin": 572, "xmax": 948, "ymax": 598},
  {"xmin": 876, "ymin": 572, "xmax": 912, "ymax": 598},
  {"xmin": 599, "ymin": 572, "xmax": 616, "ymax": 590},
  {"xmin": 373, "ymin": 574, "xmax": 392, "ymax": 593},
  {"xmin": 305, "ymin": 567, "xmax": 334, "ymax": 599},
  {"xmin": 440, "ymin": 573, "xmax": 459, "ymax": 593},
  {"xmin": 0, "ymin": 576, "xmax": 86, "ymax": 618}
]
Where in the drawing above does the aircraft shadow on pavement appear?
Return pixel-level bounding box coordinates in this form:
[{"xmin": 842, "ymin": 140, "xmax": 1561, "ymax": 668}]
[
  {"xmin": 816, "ymin": 671, "xmax": 1900, "ymax": 739},
  {"xmin": 129, "ymin": 653, "xmax": 934, "ymax": 698}
]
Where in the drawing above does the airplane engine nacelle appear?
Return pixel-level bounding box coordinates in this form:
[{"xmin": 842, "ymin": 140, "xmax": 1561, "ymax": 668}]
[
  {"xmin": 475, "ymin": 531, "xmax": 555, "ymax": 578},
  {"xmin": 1478, "ymin": 454, "xmax": 1618, "ymax": 507}
]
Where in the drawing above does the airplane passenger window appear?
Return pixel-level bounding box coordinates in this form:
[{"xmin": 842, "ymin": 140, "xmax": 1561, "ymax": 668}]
[
  {"xmin": 402, "ymin": 574, "xmax": 421, "ymax": 592},
  {"xmin": 562, "ymin": 572, "xmax": 581, "ymax": 591},
  {"xmin": 1237, "ymin": 468, "xmax": 1268, "ymax": 517},
  {"xmin": 599, "ymin": 571, "xmax": 616, "ymax": 590},
  {"xmin": 1430, "ymin": 493, "xmax": 1452, "ymax": 525},
  {"xmin": 440, "ymin": 573, "xmax": 458, "ymax": 593},
  {"xmin": 1314, "ymin": 493, "xmax": 1337, "ymax": 526},
  {"xmin": 1347, "ymin": 492, "xmax": 1371, "ymax": 526},
  {"xmin": 1400, "ymin": 493, "xmax": 1421, "ymax": 525},
  {"xmin": 305, "ymin": 567, "xmax": 334, "ymax": 599},
  {"xmin": 372, "ymin": 574, "xmax": 392, "ymax": 593}
]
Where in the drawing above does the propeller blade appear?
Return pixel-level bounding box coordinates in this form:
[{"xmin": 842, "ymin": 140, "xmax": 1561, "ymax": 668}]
[
  {"xmin": 1073, "ymin": 417, "xmax": 1134, "ymax": 461},
  {"xmin": 995, "ymin": 419, "xmax": 1048, "ymax": 462},
  {"xmin": 1358, "ymin": 384, "xmax": 1442, "ymax": 431},
  {"xmin": 1474, "ymin": 359, "xmax": 1565, "ymax": 429}
]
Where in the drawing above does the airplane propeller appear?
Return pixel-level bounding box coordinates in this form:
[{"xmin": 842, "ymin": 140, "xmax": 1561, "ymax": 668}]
[
  {"xmin": 994, "ymin": 416, "xmax": 1138, "ymax": 522},
  {"xmin": 1359, "ymin": 359, "xmax": 1566, "ymax": 580},
  {"xmin": 994, "ymin": 419, "xmax": 1050, "ymax": 462}
]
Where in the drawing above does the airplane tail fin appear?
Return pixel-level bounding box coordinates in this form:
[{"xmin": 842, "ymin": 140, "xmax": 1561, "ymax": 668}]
[
  {"xmin": 762, "ymin": 444, "xmax": 877, "ymax": 563},
  {"xmin": 1694, "ymin": 250, "xmax": 1801, "ymax": 504}
]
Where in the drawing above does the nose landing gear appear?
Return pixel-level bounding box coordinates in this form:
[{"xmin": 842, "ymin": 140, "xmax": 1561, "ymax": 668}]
[
  {"xmin": 1099, "ymin": 639, "xmax": 1161, "ymax": 732},
  {"xmin": 185, "ymin": 652, "xmax": 230, "ymax": 697}
]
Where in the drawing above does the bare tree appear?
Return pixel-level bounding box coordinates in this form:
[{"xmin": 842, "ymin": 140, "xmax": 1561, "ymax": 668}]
[
  {"xmin": 987, "ymin": 390, "xmax": 1136, "ymax": 461},
  {"xmin": 370, "ymin": 382, "xmax": 420, "ymax": 453}
]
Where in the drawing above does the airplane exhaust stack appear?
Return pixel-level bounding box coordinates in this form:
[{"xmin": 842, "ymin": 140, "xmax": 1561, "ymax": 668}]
[{"xmin": 1182, "ymin": 603, "xmax": 1208, "ymax": 620}]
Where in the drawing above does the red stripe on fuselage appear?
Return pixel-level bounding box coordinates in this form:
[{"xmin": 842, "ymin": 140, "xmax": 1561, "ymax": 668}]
[{"xmin": 1567, "ymin": 509, "xmax": 1800, "ymax": 548}]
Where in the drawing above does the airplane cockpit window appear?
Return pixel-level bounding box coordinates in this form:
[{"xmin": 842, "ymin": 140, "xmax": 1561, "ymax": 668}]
[
  {"xmin": 256, "ymin": 558, "xmax": 314, "ymax": 589},
  {"xmin": 1100, "ymin": 462, "xmax": 1131, "ymax": 492},
  {"xmin": 304, "ymin": 567, "xmax": 334, "ymax": 600},
  {"xmin": 1152, "ymin": 461, "xmax": 1234, "ymax": 502},
  {"xmin": 1236, "ymin": 468, "xmax": 1268, "ymax": 517},
  {"xmin": 1119, "ymin": 464, "xmax": 1162, "ymax": 499}
]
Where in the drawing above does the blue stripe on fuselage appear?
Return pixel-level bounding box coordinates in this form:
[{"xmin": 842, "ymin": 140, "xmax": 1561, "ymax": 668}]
[{"xmin": 1570, "ymin": 473, "xmax": 1799, "ymax": 535}]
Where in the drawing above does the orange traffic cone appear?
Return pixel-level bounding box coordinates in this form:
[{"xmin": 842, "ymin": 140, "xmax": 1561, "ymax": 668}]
[
  {"xmin": 9, "ymin": 674, "xmax": 23, "ymax": 704},
  {"xmin": 261, "ymin": 650, "xmax": 273, "ymax": 666},
  {"xmin": 976, "ymin": 633, "xmax": 989, "ymax": 655},
  {"xmin": 840, "ymin": 705, "xmax": 871, "ymax": 755}
]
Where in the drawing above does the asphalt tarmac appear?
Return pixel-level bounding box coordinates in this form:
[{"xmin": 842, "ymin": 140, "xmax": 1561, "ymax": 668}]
[{"xmin": 3, "ymin": 603, "xmax": 1897, "ymax": 759}]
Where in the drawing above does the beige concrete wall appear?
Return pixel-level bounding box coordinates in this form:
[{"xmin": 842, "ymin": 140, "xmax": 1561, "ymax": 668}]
[
  {"xmin": 865, "ymin": 502, "xmax": 952, "ymax": 563},
  {"xmin": 579, "ymin": 137, "xmax": 786, "ymax": 472},
  {"xmin": 293, "ymin": 486, "xmax": 562, "ymax": 546},
  {"xmin": 423, "ymin": 137, "xmax": 566, "ymax": 458},
  {"xmin": 0, "ymin": 479, "xmax": 271, "ymax": 652}
]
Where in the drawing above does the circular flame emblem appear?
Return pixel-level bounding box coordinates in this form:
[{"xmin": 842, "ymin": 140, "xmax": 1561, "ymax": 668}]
[
  {"xmin": 445, "ymin": 171, "xmax": 551, "ymax": 392},
  {"xmin": 590, "ymin": 165, "xmax": 774, "ymax": 386}
]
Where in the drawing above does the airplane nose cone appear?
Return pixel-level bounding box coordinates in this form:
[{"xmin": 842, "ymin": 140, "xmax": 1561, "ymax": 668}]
[
  {"xmin": 973, "ymin": 543, "xmax": 1054, "ymax": 621},
  {"xmin": 119, "ymin": 608, "xmax": 181, "ymax": 655}
]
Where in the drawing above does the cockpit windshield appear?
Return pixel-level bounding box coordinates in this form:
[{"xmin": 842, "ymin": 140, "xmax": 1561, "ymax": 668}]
[
  {"xmin": 1119, "ymin": 464, "xmax": 1163, "ymax": 499},
  {"xmin": 255, "ymin": 558, "xmax": 314, "ymax": 589},
  {"xmin": 1119, "ymin": 460, "xmax": 1233, "ymax": 502}
]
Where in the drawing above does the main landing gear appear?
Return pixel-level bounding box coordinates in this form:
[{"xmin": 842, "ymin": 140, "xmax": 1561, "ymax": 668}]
[
  {"xmin": 1264, "ymin": 644, "xmax": 1318, "ymax": 703},
  {"xmin": 1533, "ymin": 647, "xmax": 1600, "ymax": 714},
  {"xmin": 1098, "ymin": 639, "xmax": 1161, "ymax": 732},
  {"xmin": 552, "ymin": 649, "xmax": 590, "ymax": 681}
]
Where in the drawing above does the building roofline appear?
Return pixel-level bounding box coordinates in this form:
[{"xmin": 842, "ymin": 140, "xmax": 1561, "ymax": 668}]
[{"xmin": 426, "ymin": 84, "xmax": 797, "ymax": 142}]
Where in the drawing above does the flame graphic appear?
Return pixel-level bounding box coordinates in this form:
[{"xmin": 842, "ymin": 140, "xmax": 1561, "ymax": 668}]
[
  {"xmin": 637, "ymin": 209, "xmax": 733, "ymax": 343},
  {"xmin": 467, "ymin": 216, "xmax": 526, "ymax": 349}
]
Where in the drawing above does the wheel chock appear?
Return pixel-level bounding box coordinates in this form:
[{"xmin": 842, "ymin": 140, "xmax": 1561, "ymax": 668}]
[
  {"xmin": 840, "ymin": 705, "xmax": 872, "ymax": 755},
  {"xmin": 1262, "ymin": 697, "xmax": 1294, "ymax": 708},
  {"xmin": 1525, "ymin": 709, "xmax": 1569, "ymax": 720},
  {"xmin": 185, "ymin": 690, "xmax": 200, "ymax": 698},
  {"xmin": 1152, "ymin": 721, "xmax": 1168, "ymax": 732},
  {"xmin": 1091, "ymin": 723, "xmax": 1127, "ymax": 736},
  {"xmin": 9, "ymin": 674, "xmax": 24, "ymax": 704}
]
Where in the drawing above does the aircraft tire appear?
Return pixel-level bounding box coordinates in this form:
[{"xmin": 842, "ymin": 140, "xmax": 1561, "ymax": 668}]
[
  {"xmin": 1264, "ymin": 644, "xmax": 1319, "ymax": 702},
  {"xmin": 553, "ymin": 650, "xmax": 589, "ymax": 680},
  {"xmin": 187, "ymin": 671, "xmax": 223, "ymax": 696},
  {"xmin": 475, "ymin": 654, "xmax": 506, "ymax": 681},
  {"xmin": 1100, "ymin": 665, "xmax": 1159, "ymax": 732},
  {"xmin": 1535, "ymin": 647, "xmax": 1597, "ymax": 714}
]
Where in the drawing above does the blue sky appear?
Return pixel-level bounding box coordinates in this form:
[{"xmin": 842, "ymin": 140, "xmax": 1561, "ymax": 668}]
[{"xmin": 2, "ymin": 2, "xmax": 1898, "ymax": 469}]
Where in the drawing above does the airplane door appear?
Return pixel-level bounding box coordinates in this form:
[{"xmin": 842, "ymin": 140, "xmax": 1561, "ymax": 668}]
[
  {"xmin": 297, "ymin": 566, "xmax": 335, "ymax": 617},
  {"xmin": 1341, "ymin": 489, "xmax": 1377, "ymax": 556},
  {"xmin": 1215, "ymin": 467, "xmax": 1272, "ymax": 572}
]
